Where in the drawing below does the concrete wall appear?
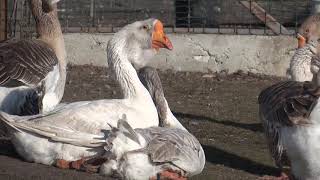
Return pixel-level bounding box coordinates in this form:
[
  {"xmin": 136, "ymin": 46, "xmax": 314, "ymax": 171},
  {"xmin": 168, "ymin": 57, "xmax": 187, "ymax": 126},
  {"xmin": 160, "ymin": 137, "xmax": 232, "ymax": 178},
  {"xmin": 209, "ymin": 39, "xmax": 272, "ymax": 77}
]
[{"xmin": 65, "ymin": 33, "xmax": 297, "ymax": 77}]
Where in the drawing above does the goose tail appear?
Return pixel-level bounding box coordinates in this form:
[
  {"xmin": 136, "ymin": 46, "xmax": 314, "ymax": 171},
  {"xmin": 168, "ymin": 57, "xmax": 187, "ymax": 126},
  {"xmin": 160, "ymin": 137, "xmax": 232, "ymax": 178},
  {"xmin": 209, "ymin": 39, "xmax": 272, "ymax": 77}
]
[{"xmin": 105, "ymin": 114, "xmax": 141, "ymax": 152}]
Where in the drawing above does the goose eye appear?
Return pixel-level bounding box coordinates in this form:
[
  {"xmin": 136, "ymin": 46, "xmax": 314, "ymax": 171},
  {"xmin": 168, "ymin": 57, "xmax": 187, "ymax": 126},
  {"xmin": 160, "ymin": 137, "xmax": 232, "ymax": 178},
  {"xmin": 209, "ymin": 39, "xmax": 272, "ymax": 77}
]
[
  {"xmin": 318, "ymin": 38, "xmax": 320, "ymax": 43},
  {"xmin": 142, "ymin": 25, "xmax": 149, "ymax": 30}
]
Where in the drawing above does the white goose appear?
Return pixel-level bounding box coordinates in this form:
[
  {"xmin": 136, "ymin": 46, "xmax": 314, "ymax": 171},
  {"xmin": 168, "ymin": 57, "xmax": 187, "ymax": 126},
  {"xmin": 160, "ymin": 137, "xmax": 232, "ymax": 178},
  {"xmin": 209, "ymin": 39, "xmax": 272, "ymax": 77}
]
[
  {"xmin": 259, "ymin": 40, "xmax": 320, "ymax": 180},
  {"xmin": 0, "ymin": 0, "xmax": 66, "ymax": 115},
  {"xmin": 0, "ymin": 19, "xmax": 173, "ymax": 168},
  {"xmin": 78, "ymin": 67, "xmax": 205, "ymax": 180}
]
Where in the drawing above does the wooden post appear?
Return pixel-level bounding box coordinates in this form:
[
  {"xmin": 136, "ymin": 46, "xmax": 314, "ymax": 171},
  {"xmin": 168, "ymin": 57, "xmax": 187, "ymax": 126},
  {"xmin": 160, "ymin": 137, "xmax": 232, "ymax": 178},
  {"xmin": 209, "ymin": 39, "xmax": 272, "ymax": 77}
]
[{"xmin": 0, "ymin": 0, "xmax": 7, "ymax": 40}]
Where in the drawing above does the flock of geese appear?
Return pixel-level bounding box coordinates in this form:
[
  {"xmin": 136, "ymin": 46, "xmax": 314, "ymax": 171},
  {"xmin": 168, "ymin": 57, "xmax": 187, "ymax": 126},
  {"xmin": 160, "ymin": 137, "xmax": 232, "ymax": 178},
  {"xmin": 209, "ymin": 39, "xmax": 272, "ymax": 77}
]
[
  {"xmin": 0, "ymin": 1, "xmax": 203, "ymax": 180},
  {"xmin": 2, "ymin": 0, "xmax": 320, "ymax": 180}
]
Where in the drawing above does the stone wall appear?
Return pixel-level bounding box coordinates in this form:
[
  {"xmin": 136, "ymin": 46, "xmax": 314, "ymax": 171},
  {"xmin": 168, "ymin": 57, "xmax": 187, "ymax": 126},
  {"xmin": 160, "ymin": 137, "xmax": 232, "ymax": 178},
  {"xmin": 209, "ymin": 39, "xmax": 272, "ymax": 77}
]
[{"xmin": 65, "ymin": 33, "xmax": 297, "ymax": 77}]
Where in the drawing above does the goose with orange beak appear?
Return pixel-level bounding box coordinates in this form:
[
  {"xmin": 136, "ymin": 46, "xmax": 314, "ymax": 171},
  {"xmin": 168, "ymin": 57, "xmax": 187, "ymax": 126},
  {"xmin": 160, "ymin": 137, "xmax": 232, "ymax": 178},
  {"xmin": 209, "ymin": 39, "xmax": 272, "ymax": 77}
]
[
  {"xmin": 288, "ymin": 34, "xmax": 319, "ymax": 82},
  {"xmin": 297, "ymin": 33, "xmax": 306, "ymax": 48},
  {"xmin": 69, "ymin": 67, "xmax": 204, "ymax": 180},
  {"xmin": 297, "ymin": 13, "xmax": 320, "ymax": 49},
  {"xmin": 152, "ymin": 20, "xmax": 173, "ymax": 51},
  {"xmin": 0, "ymin": 19, "xmax": 173, "ymax": 170},
  {"xmin": 288, "ymin": 15, "xmax": 320, "ymax": 82}
]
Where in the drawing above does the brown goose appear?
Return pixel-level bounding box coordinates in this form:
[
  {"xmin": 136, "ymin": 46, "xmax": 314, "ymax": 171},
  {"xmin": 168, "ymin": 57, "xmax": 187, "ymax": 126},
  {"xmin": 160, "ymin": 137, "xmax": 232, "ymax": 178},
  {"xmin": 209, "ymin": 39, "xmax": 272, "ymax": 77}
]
[
  {"xmin": 259, "ymin": 40, "xmax": 320, "ymax": 180},
  {"xmin": 0, "ymin": 0, "xmax": 65, "ymax": 115}
]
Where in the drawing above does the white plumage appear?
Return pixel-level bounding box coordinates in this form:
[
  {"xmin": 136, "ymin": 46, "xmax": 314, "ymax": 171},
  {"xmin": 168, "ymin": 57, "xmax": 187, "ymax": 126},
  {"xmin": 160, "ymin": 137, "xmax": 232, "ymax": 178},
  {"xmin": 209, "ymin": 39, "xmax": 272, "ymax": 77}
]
[
  {"xmin": 0, "ymin": 19, "xmax": 173, "ymax": 166},
  {"xmin": 97, "ymin": 67, "xmax": 205, "ymax": 180}
]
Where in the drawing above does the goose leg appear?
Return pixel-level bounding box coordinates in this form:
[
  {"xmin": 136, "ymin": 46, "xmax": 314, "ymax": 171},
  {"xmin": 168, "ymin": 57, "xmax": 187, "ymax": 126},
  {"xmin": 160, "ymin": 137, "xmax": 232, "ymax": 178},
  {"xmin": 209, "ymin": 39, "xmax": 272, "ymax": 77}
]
[
  {"xmin": 55, "ymin": 159, "xmax": 70, "ymax": 169},
  {"xmin": 55, "ymin": 158, "xmax": 86, "ymax": 170},
  {"xmin": 150, "ymin": 170, "xmax": 187, "ymax": 180},
  {"xmin": 70, "ymin": 158, "xmax": 86, "ymax": 170},
  {"xmin": 258, "ymin": 172, "xmax": 292, "ymax": 180},
  {"xmin": 71, "ymin": 155, "xmax": 110, "ymax": 173}
]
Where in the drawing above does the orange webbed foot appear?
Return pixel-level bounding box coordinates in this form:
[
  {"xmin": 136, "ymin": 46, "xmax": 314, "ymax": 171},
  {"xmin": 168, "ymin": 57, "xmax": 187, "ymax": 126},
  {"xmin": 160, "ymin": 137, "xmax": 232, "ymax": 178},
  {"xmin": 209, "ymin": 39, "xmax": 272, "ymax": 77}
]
[
  {"xmin": 55, "ymin": 159, "xmax": 70, "ymax": 169},
  {"xmin": 150, "ymin": 170, "xmax": 187, "ymax": 180},
  {"xmin": 258, "ymin": 172, "xmax": 291, "ymax": 180}
]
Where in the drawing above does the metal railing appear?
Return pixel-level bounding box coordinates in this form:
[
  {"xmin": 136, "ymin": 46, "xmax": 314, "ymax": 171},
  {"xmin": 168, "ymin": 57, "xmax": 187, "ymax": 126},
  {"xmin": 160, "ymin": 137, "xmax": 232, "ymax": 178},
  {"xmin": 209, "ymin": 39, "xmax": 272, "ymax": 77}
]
[{"xmin": 3, "ymin": 0, "xmax": 314, "ymax": 38}]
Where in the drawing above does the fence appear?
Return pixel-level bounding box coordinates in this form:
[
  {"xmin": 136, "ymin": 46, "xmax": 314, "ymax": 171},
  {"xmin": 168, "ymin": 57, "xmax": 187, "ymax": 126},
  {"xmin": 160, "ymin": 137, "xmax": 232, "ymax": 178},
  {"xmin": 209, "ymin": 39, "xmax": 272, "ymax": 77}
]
[{"xmin": 2, "ymin": 0, "xmax": 315, "ymax": 39}]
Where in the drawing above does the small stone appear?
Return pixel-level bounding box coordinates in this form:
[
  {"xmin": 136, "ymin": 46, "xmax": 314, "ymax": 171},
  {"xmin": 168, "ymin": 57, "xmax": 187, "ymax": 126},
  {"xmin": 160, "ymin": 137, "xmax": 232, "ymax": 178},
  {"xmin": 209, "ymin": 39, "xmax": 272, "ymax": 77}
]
[{"xmin": 202, "ymin": 74, "xmax": 215, "ymax": 78}]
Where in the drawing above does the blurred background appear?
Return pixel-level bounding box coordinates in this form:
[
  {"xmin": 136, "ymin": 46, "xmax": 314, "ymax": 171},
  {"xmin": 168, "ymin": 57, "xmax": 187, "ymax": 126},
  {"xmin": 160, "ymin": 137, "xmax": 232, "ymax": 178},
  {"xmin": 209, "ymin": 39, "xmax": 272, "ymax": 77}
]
[{"xmin": 0, "ymin": 0, "xmax": 317, "ymax": 40}]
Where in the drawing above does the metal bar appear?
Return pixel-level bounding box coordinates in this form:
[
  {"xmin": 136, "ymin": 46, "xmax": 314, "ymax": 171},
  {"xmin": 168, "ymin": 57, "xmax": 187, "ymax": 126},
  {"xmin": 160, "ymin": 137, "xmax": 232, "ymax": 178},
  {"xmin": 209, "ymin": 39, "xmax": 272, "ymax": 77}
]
[
  {"xmin": 0, "ymin": 0, "xmax": 7, "ymax": 40},
  {"xmin": 188, "ymin": 0, "xmax": 190, "ymax": 32},
  {"xmin": 90, "ymin": 0, "xmax": 95, "ymax": 27},
  {"xmin": 65, "ymin": 0, "xmax": 69, "ymax": 32},
  {"xmin": 294, "ymin": 2, "xmax": 298, "ymax": 34},
  {"xmin": 249, "ymin": 0, "xmax": 252, "ymax": 35}
]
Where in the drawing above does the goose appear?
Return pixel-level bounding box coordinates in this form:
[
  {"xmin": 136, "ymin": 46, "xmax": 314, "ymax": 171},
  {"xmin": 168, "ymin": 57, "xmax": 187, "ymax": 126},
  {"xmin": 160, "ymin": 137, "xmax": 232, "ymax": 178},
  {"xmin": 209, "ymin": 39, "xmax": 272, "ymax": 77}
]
[
  {"xmin": 138, "ymin": 67, "xmax": 187, "ymax": 131},
  {"xmin": 287, "ymin": 14, "xmax": 320, "ymax": 82},
  {"xmin": 287, "ymin": 12, "xmax": 320, "ymax": 81},
  {"xmin": 258, "ymin": 40, "xmax": 320, "ymax": 180},
  {"xmin": 298, "ymin": 13, "xmax": 320, "ymax": 48},
  {"xmin": 0, "ymin": 0, "xmax": 66, "ymax": 115},
  {"xmin": 0, "ymin": 19, "xmax": 173, "ymax": 168},
  {"xmin": 288, "ymin": 34, "xmax": 318, "ymax": 82},
  {"xmin": 77, "ymin": 67, "xmax": 205, "ymax": 180}
]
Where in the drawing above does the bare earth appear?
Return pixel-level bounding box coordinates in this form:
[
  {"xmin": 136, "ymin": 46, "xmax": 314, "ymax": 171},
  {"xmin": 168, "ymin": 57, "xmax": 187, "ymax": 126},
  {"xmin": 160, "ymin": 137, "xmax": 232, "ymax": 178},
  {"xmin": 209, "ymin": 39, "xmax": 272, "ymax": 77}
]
[{"xmin": 0, "ymin": 65, "xmax": 285, "ymax": 180}]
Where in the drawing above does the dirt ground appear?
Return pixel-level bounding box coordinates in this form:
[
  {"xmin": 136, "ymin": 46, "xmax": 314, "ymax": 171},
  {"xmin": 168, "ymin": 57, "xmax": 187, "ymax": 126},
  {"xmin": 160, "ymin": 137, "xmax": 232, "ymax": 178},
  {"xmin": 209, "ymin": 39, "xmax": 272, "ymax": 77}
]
[{"xmin": 0, "ymin": 65, "xmax": 286, "ymax": 180}]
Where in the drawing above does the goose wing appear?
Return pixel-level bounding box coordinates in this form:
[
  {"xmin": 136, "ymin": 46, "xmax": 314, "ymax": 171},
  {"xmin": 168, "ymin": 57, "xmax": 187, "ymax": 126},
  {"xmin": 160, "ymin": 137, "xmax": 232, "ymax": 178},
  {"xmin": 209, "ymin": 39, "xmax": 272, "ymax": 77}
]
[
  {"xmin": 258, "ymin": 80, "xmax": 319, "ymax": 168},
  {"xmin": 138, "ymin": 127, "xmax": 205, "ymax": 175},
  {"xmin": 0, "ymin": 100, "xmax": 132, "ymax": 147},
  {"xmin": 0, "ymin": 39, "xmax": 58, "ymax": 87}
]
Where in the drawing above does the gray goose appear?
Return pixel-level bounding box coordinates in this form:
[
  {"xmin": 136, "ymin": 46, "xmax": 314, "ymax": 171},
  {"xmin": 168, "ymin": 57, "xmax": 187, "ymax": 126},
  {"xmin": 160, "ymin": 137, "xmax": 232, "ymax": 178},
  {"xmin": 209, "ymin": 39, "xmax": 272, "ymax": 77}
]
[
  {"xmin": 259, "ymin": 40, "xmax": 320, "ymax": 180},
  {"xmin": 78, "ymin": 67, "xmax": 205, "ymax": 180},
  {"xmin": 0, "ymin": 0, "xmax": 66, "ymax": 115},
  {"xmin": 288, "ymin": 13, "xmax": 320, "ymax": 82}
]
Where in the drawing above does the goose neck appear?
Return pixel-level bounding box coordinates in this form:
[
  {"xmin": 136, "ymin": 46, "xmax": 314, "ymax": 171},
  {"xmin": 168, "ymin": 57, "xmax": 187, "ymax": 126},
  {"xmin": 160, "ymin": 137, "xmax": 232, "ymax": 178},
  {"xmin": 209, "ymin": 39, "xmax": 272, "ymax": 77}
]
[
  {"xmin": 108, "ymin": 39, "xmax": 150, "ymax": 99},
  {"xmin": 162, "ymin": 99, "xmax": 188, "ymax": 131}
]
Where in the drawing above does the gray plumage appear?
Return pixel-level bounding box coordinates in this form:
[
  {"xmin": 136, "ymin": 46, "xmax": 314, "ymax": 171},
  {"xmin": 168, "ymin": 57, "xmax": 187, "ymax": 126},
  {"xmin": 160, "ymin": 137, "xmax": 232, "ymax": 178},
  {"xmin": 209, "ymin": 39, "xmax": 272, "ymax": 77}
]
[
  {"xmin": 0, "ymin": 39, "xmax": 58, "ymax": 86},
  {"xmin": 258, "ymin": 81, "xmax": 319, "ymax": 169},
  {"xmin": 136, "ymin": 127, "xmax": 203, "ymax": 170},
  {"xmin": 102, "ymin": 119, "xmax": 205, "ymax": 178},
  {"xmin": 0, "ymin": 0, "xmax": 65, "ymax": 115},
  {"xmin": 288, "ymin": 41, "xmax": 317, "ymax": 81},
  {"xmin": 96, "ymin": 67, "xmax": 205, "ymax": 179},
  {"xmin": 138, "ymin": 67, "xmax": 167, "ymax": 126},
  {"xmin": 259, "ymin": 40, "xmax": 320, "ymax": 171}
]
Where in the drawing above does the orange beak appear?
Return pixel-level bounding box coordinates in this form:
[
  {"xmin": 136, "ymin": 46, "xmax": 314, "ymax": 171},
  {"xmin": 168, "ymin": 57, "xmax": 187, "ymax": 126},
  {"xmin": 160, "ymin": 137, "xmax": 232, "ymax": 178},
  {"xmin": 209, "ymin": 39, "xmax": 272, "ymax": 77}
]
[
  {"xmin": 297, "ymin": 33, "xmax": 306, "ymax": 48},
  {"xmin": 152, "ymin": 20, "xmax": 173, "ymax": 51}
]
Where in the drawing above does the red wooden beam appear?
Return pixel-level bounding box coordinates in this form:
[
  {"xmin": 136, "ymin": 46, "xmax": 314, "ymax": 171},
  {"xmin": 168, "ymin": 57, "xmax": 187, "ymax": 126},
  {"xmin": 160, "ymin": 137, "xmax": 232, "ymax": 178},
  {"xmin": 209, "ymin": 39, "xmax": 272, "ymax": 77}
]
[{"xmin": 240, "ymin": 1, "xmax": 290, "ymax": 35}]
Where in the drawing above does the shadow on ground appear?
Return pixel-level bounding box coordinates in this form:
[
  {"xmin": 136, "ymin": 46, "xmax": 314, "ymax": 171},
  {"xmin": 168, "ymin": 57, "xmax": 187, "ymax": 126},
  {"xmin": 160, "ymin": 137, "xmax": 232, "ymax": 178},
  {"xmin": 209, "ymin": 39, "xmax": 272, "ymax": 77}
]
[
  {"xmin": 174, "ymin": 111, "xmax": 263, "ymax": 133},
  {"xmin": 203, "ymin": 145, "xmax": 279, "ymax": 176},
  {"xmin": 0, "ymin": 140, "xmax": 18, "ymax": 157}
]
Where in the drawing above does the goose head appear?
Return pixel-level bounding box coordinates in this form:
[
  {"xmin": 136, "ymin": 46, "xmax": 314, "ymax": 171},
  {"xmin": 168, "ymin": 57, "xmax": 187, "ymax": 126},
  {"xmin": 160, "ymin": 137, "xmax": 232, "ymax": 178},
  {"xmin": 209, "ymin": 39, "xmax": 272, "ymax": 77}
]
[
  {"xmin": 29, "ymin": 0, "xmax": 63, "ymax": 40},
  {"xmin": 298, "ymin": 14, "xmax": 320, "ymax": 49},
  {"xmin": 30, "ymin": 0, "xmax": 60, "ymax": 14},
  {"xmin": 108, "ymin": 19, "xmax": 173, "ymax": 69},
  {"xmin": 42, "ymin": 0, "xmax": 61, "ymax": 12}
]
